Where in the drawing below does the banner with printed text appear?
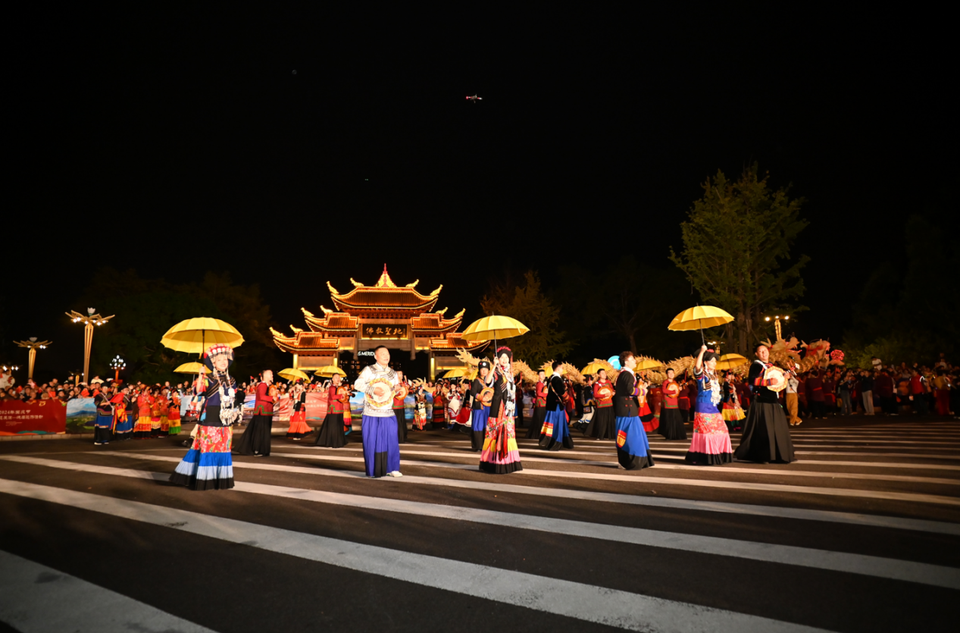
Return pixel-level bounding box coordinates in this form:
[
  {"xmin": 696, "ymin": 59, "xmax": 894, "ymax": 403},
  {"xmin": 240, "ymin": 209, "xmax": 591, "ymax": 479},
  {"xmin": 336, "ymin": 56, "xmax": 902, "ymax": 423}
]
[{"xmin": 0, "ymin": 399, "xmax": 67, "ymax": 435}]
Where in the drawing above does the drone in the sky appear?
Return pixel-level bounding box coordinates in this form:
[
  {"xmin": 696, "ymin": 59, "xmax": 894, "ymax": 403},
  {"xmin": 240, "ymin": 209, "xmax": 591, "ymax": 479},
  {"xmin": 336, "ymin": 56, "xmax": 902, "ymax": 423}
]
[{"xmin": 465, "ymin": 95, "xmax": 482, "ymax": 103}]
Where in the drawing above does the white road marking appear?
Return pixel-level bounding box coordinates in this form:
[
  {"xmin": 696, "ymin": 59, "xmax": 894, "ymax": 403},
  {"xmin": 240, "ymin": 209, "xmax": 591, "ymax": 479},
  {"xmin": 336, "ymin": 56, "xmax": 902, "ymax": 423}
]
[
  {"xmin": 279, "ymin": 446, "xmax": 960, "ymax": 484},
  {"xmin": 0, "ymin": 479, "xmax": 833, "ymax": 633},
  {"xmin": 6, "ymin": 454, "xmax": 959, "ymax": 535},
  {"xmin": 0, "ymin": 550, "xmax": 218, "ymax": 633}
]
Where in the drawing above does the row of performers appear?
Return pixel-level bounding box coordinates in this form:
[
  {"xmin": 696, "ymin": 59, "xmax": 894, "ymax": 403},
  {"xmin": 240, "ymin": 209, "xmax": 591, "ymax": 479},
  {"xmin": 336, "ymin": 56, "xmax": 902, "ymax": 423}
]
[
  {"xmin": 91, "ymin": 382, "xmax": 183, "ymax": 445},
  {"xmin": 168, "ymin": 343, "xmax": 796, "ymax": 491},
  {"xmin": 168, "ymin": 344, "xmax": 530, "ymax": 489}
]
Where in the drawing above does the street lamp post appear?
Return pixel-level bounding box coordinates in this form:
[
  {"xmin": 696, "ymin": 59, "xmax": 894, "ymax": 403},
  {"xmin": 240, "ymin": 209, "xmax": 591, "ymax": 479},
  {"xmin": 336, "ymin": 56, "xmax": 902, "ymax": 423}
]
[
  {"xmin": 14, "ymin": 338, "xmax": 52, "ymax": 381},
  {"xmin": 110, "ymin": 355, "xmax": 126, "ymax": 382},
  {"xmin": 764, "ymin": 315, "xmax": 790, "ymax": 342},
  {"xmin": 66, "ymin": 308, "xmax": 115, "ymax": 385}
]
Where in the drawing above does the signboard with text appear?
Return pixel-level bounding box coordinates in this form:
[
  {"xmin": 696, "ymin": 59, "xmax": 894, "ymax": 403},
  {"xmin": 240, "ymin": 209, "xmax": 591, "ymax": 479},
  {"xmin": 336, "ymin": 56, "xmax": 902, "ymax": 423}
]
[
  {"xmin": 360, "ymin": 324, "xmax": 408, "ymax": 339},
  {"xmin": 0, "ymin": 399, "xmax": 67, "ymax": 435}
]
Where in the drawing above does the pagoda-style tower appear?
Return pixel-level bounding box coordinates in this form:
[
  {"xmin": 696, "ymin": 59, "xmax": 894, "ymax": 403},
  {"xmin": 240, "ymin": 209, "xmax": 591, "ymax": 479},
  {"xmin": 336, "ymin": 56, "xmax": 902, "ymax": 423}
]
[{"xmin": 271, "ymin": 264, "xmax": 484, "ymax": 378}]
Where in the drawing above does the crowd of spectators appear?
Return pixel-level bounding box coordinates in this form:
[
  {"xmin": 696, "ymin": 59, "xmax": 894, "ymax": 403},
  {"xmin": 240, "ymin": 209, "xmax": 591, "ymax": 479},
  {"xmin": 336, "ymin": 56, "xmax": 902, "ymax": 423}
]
[{"xmin": 2, "ymin": 356, "xmax": 956, "ymax": 423}]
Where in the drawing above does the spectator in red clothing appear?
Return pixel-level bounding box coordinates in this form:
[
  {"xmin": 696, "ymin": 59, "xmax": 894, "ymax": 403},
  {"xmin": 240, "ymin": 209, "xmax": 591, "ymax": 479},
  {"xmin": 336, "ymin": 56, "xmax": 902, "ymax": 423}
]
[
  {"xmin": 806, "ymin": 370, "xmax": 826, "ymax": 419},
  {"xmin": 874, "ymin": 369, "xmax": 896, "ymax": 416}
]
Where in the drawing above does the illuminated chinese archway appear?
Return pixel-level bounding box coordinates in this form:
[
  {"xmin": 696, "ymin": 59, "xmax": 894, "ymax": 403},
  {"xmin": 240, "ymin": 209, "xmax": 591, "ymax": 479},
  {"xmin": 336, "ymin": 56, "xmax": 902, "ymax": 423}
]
[{"xmin": 270, "ymin": 264, "xmax": 485, "ymax": 380}]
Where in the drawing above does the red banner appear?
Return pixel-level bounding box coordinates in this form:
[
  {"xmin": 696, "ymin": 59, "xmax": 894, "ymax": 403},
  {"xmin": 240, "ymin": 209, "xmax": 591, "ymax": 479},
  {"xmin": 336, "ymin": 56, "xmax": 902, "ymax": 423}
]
[
  {"xmin": 305, "ymin": 392, "xmax": 328, "ymax": 421},
  {"xmin": 0, "ymin": 399, "xmax": 67, "ymax": 435}
]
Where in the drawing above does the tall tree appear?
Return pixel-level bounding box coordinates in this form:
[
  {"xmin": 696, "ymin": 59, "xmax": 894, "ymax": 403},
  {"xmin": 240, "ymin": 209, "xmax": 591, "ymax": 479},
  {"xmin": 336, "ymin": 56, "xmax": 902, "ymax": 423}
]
[
  {"xmin": 669, "ymin": 165, "xmax": 809, "ymax": 354},
  {"xmin": 480, "ymin": 270, "xmax": 573, "ymax": 367}
]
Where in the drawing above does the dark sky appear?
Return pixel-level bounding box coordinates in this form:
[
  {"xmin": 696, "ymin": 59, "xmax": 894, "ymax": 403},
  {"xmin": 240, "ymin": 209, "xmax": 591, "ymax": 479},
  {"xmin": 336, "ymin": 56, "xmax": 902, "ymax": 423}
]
[{"xmin": 5, "ymin": 8, "xmax": 954, "ymax": 371}]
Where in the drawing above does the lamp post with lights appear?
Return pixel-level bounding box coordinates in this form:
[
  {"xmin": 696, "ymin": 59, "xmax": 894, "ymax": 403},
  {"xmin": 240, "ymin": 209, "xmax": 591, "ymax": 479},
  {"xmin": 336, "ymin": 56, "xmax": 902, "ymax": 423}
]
[
  {"xmin": 66, "ymin": 308, "xmax": 115, "ymax": 385},
  {"xmin": 764, "ymin": 314, "xmax": 790, "ymax": 342},
  {"xmin": 14, "ymin": 338, "xmax": 52, "ymax": 381},
  {"xmin": 110, "ymin": 355, "xmax": 126, "ymax": 382}
]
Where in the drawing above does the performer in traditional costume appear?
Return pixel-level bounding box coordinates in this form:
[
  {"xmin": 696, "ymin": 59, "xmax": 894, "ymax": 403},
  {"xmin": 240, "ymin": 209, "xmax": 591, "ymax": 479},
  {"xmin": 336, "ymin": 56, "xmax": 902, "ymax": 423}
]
[
  {"xmin": 677, "ymin": 377, "xmax": 691, "ymax": 424},
  {"xmin": 285, "ymin": 381, "xmax": 310, "ymax": 440},
  {"xmin": 658, "ymin": 368, "xmax": 687, "ymax": 440},
  {"xmin": 149, "ymin": 385, "xmax": 164, "ymax": 437},
  {"xmin": 112, "ymin": 385, "xmax": 134, "ymax": 441},
  {"xmin": 685, "ymin": 346, "xmax": 733, "ymax": 465},
  {"xmin": 355, "ymin": 346, "xmax": 402, "ymax": 477},
  {"xmin": 134, "ymin": 385, "xmax": 154, "ymax": 439},
  {"xmin": 92, "ymin": 382, "xmax": 115, "ymax": 445},
  {"xmin": 455, "ymin": 379, "xmax": 473, "ymax": 427},
  {"xmin": 413, "ymin": 387, "xmax": 428, "ymax": 431},
  {"xmin": 539, "ymin": 362, "xmax": 575, "ymax": 450},
  {"xmin": 446, "ymin": 383, "xmax": 464, "ymax": 431},
  {"xmin": 613, "ymin": 352, "xmax": 654, "ymax": 470},
  {"xmin": 316, "ymin": 374, "xmax": 348, "ymax": 448},
  {"xmin": 637, "ymin": 375, "xmax": 658, "ymax": 433},
  {"xmin": 479, "ymin": 347, "xmax": 523, "ymax": 474},
  {"xmin": 393, "ymin": 371, "xmax": 408, "ymax": 444},
  {"xmin": 469, "ymin": 360, "xmax": 494, "ymax": 451},
  {"xmin": 166, "ymin": 390, "xmax": 181, "ymax": 435},
  {"xmin": 720, "ymin": 371, "xmax": 746, "ymax": 432},
  {"xmin": 235, "ymin": 370, "xmax": 276, "ymax": 456},
  {"xmin": 585, "ymin": 368, "xmax": 615, "ymax": 440},
  {"xmin": 157, "ymin": 388, "xmax": 170, "ymax": 435},
  {"xmin": 171, "ymin": 344, "xmax": 239, "ymax": 490},
  {"xmin": 526, "ymin": 369, "xmax": 548, "ymax": 438},
  {"xmin": 432, "ymin": 384, "xmax": 446, "ymax": 430},
  {"xmin": 734, "ymin": 344, "xmax": 797, "ymax": 463}
]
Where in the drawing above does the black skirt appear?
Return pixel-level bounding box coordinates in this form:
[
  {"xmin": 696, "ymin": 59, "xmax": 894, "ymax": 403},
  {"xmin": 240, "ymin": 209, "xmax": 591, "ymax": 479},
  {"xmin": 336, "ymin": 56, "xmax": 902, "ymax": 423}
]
[
  {"xmin": 315, "ymin": 412, "xmax": 346, "ymax": 448},
  {"xmin": 734, "ymin": 402, "xmax": 796, "ymax": 463},
  {"xmin": 234, "ymin": 414, "xmax": 273, "ymax": 456},
  {"xmin": 584, "ymin": 406, "xmax": 615, "ymax": 440},
  {"xmin": 658, "ymin": 407, "xmax": 688, "ymax": 440},
  {"xmin": 526, "ymin": 407, "xmax": 547, "ymax": 438},
  {"xmin": 394, "ymin": 408, "xmax": 407, "ymax": 444}
]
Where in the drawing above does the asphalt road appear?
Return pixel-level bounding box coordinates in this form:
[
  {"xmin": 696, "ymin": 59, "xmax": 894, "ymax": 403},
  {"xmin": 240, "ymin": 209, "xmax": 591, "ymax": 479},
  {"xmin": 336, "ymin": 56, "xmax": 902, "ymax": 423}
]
[{"xmin": 2, "ymin": 415, "xmax": 958, "ymax": 632}]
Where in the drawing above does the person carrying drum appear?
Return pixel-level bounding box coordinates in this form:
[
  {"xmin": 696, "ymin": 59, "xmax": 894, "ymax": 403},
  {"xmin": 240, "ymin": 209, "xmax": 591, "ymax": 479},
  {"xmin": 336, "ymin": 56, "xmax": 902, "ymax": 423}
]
[{"xmin": 733, "ymin": 343, "xmax": 797, "ymax": 463}]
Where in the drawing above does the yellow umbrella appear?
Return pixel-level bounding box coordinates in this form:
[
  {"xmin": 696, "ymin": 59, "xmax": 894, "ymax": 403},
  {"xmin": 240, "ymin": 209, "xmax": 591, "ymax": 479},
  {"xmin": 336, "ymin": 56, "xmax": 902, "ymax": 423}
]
[
  {"xmin": 174, "ymin": 362, "xmax": 208, "ymax": 374},
  {"xmin": 716, "ymin": 353, "xmax": 748, "ymax": 371},
  {"xmin": 581, "ymin": 362, "xmax": 608, "ymax": 375},
  {"xmin": 668, "ymin": 305, "xmax": 734, "ymax": 343},
  {"xmin": 442, "ymin": 367, "xmax": 468, "ymax": 378},
  {"xmin": 161, "ymin": 317, "xmax": 244, "ymax": 355},
  {"xmin": 635, "ymin": 358, "xmax": 664, "ymax": 370},
  {"xmin": 279, "ymin": 368, "xmax": 310, "ymax": 382},
  {"xmin": 462, "ymin": 315, "xmax": 529, "ymax": 342},
  {"xmin": 315, "ymin": 366, "xmax": 346, "ymax": 378}
]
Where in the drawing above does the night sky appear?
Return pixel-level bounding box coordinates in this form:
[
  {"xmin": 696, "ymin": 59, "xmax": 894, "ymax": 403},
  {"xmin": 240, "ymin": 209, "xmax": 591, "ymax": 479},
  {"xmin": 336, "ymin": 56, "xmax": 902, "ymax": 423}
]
[{"xmin": 5, "ymin": 8, "xmax": 954, "ymax": 372}]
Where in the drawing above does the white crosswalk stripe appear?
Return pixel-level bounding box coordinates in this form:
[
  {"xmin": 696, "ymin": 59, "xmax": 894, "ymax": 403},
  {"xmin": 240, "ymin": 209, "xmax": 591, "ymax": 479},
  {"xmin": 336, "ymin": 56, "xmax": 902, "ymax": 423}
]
[{"xmin": 1, "ymin": 419, "xmax": 958, "ymax": 632}]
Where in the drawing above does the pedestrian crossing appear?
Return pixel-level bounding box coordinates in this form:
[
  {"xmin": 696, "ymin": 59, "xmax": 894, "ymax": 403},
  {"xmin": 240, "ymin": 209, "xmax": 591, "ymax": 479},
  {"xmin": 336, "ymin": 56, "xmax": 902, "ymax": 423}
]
[{"xmin": 1, "ymin": 419, "xmax": 958, "ymax": 632}]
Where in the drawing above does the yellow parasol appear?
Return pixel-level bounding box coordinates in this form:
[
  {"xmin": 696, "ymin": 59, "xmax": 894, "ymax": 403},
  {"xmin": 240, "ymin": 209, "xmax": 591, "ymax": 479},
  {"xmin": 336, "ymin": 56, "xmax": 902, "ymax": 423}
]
[
  {"xmin": 441, "ymin": 367, "xmax": 468, "ymax": 378},
  {"xmin": 315, "ymin": 366, "xmax": 346, "ymax": 378},
  {"xmin": 716, "ymin": 353, "xmax": 748, "ymax": 371},
  {"xmin": 462, "ymin": 315, "xmax": 529, "ymax": 353},
  {"xmin": 278, "ymin": 368, "xmax": 310, "ymax": 383},
  {"xmin": 634, "ymin": 358, "xmax": 664, "ymax": 371},
  {"xmin": 174, "ymin": 362, "xmax": 208, "ymax": 374},
  {"xmin": 581, "ymin": 361, "xmax": 608, "ymax": 375},
  {"xmin": 160, "ymin": 317, "xmax": 244, "ymax": 355},
  {"xmin": 667, "ymin": 305, "xmax": 734, "ymax": 344}
]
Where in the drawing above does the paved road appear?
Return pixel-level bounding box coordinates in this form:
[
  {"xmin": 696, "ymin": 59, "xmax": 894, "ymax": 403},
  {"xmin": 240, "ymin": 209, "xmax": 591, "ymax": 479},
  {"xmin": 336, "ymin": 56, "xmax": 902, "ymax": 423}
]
[{"xmin": 2, "ymin": 416, "xmax": 958, "ymax": 632}]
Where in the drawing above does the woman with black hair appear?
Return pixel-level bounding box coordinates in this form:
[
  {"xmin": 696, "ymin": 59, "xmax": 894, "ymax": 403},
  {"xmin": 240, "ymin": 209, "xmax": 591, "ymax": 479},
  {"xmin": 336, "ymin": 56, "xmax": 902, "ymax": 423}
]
[
  {"xmin": 171, "ymin": 344, "xmax": 239, "ymax": 490},
  {"xmin": 479, "ymin": 347, "xmax": 523, "ymax": 474},
  {"xmin": 684, "ymin": 345, "xmax": 733, "ymax": 465}
]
